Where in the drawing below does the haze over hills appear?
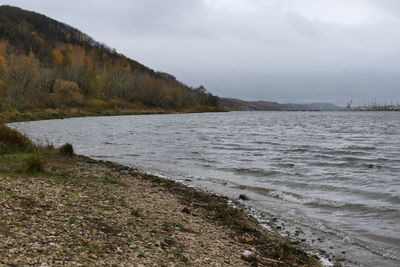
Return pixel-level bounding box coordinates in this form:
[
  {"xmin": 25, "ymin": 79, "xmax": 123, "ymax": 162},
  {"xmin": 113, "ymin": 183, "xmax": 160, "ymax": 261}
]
[{"xmin": 221, "ymin": 98, "xmax": 344, "ymax": 111}]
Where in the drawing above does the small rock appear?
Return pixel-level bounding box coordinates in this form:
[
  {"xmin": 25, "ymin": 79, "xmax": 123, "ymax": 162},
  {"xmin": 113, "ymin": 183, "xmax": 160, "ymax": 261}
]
[
  {"xmin": 181, "ymin": 207, "xmax": 191, "ymax": 214},
  {"xmin": 242, "ymin": 250, "xmax": 252, "ymax": 257},
  {"xmin": 239, "ymin": 194, "xmax": 249, "ymax": 200},
  {"xmin": 241, "ymin": 250, "xmax": 257, "ymax": 263},
  {"xmin": 120, "ymin": 170, "xmax": 129, "ymax": 175}
]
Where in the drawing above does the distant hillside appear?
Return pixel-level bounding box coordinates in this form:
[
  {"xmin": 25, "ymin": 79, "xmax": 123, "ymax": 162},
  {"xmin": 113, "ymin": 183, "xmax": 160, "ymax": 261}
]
[
  {"xmin": 221, "ymin": 98, "xmax": 295, "ymax": 111},
  {"xmin": 221, "ymin": 98, "xmax": 343, "ymax": 111},
  {"xmin": 286, "ymin": 103, "xmax": 344, "ymax": 111},
  {"xmin": 0, "ymin": 5, "xmax": 220, "ymax": 117}
]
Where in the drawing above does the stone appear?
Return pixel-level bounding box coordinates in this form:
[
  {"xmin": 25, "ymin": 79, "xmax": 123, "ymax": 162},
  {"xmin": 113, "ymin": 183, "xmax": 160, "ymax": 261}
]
[
  {"xmin": 181, "ymin": 207, "xmax": 191, "ymax": 214},
  {"xmin": 239, "ymin": 194, "xmax": 249, "ymax": 200}
]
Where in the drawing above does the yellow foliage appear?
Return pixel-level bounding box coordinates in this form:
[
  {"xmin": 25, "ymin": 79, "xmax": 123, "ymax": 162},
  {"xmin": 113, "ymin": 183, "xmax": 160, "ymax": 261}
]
[
  {"xmin": 88, "ymin": 99, "xmax": 107, "ymax": 109},
  {"xmin": 109, "ymin": 98, "xmax": 127, "ymax": 108},
  {"xmin": 123, "ymin": 64, "xmax": 131, "ymax": 72},
  {"xmin": 53, "ymin": 79, "xmax": 83, "ymax": 106},
  {"xmin": 0, "ymin": 55, "xmax": 6, "ymax": 71},
  {"xmin": 0, "ymin": 80, "xmax": 7, "ymax": 94},
  {"xmin": 0, "ymin": 42, "xmax": 7, "ymax": 57},
  {"xmin": 52, "ymin": 48, "xmax": 64, "ymax": 65}
]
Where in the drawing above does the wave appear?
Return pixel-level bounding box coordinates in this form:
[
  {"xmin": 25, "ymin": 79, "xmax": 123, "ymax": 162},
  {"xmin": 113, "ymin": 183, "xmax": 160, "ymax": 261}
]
[
  {"xmin": 235, "ymin": 185, "xmax": 345, "ymax": 207},
  {"xmin": 229, "ymin": 167, "xmax": 280, "ymax": 177},
  {"xmin": 235, "ymin": 185, "xmax": 400, "ymax": 216}
]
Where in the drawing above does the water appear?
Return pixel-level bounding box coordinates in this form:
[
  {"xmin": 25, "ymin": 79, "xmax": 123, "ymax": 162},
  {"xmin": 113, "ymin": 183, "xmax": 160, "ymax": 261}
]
[{"xmin": 10, "ymin": 111, "xmax": 400, "ymax": 266}]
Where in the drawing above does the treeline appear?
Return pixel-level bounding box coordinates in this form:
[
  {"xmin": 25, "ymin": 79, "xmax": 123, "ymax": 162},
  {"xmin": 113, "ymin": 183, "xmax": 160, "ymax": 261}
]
[{"xmin": 0, "ymin": 6, "xmax": 219, "ymax": 112}]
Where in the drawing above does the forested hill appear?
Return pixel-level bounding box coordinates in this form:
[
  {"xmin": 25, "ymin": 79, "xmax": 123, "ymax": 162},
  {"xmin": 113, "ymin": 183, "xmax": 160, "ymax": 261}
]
[
  {"xmin": 221, "ymin": 98, "xmax": 344, "ymax": 111},
  {"xmin": 0, "ymin": 5, "xmax": 220, "ymax": 119}
]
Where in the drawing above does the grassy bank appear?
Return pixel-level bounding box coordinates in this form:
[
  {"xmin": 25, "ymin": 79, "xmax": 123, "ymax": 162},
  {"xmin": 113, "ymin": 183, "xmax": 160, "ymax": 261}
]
[
  {"xmin": 0, "ymin": 123, "xmax": 321, "ymax": 266},
  {"xmin": 0, "ymin": 106, "xmax": 225, "ymax": 123}
]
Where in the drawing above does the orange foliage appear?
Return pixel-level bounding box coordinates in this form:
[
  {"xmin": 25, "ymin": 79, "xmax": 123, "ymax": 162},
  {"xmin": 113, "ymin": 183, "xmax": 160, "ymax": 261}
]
[
  {"xmin": 52, "ymin": 48, "xmax": 64, "ymax": 65},
  {"xmin": 53, "ymin": 79, "xmax": 83, "ymax": 106}
]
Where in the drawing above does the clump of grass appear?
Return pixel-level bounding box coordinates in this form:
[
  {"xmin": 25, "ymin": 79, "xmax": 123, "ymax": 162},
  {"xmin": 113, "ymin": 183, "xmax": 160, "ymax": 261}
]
[
  {"xmin": 0, "ymin": 124, "xmax": 34, "ymax": 154},
  {"xmin": 59, "ymin": 143, "xmax": 74, "ymax": 157},
  {"xmin": 130, "ymin": 208, "xmax": 142, "ymax": 217},
  {"xmin": 24, "ymin": 155, "xmax": 45, "ymax": 173},
  {"xmin": 37, "ymin": 192, "xmax": 45, "ymax": 199},
  {"xmin": 173, "ymin": 251, "xmax": 189, "ymax": 264}
]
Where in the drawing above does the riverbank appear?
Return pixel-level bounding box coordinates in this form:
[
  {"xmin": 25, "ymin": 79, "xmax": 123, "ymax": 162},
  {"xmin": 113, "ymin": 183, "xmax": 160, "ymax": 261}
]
[
  {"xmin": 0, "ymin": 106, "xmax": 224, "ymax": 123},
  {"xmin": 0, "ymin": 123, "xmax": 322, "ymax": 266}
]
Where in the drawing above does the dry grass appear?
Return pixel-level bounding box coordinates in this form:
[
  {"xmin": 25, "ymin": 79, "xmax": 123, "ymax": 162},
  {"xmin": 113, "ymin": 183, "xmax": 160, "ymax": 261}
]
[
  {"xmin": 59, "ymin": 143, "xmax": 74, "ymax": 157},
  {"xmin": 23, "ymin": 154, "xmax": 45, "ymax": 173},
  {"xmin": 0, "ymin": 124, "xmax": 34, "ymax": 154}
]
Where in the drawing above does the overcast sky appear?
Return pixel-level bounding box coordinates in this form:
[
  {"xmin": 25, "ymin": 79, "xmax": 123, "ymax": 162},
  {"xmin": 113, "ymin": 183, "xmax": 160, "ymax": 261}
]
[{"xmin": 2, "ymin": 0, "xmax": 400, "ymax": 106}]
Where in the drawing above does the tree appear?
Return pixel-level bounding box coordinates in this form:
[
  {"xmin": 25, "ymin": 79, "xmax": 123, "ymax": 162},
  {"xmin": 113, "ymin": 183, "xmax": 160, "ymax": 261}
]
[
  {"xmin": 6, "ymin": 52, "xmax": 39, "ymax": 108},
  {"xmin": 53, "ymin": 79, "xmax": 83, "ymax": 107}
]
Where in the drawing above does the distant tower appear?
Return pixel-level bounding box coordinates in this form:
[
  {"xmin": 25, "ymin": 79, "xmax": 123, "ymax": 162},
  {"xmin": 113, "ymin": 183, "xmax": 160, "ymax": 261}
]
[{"xmin": 346, "ymin": 100, "xmax": 353, "ymax": 110}]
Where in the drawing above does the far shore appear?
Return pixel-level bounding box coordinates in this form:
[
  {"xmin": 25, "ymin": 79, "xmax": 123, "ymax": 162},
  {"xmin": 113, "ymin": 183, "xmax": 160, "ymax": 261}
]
[{"xmin": 0, "ymin": 106, "xmax": 225, "ymax": 124}]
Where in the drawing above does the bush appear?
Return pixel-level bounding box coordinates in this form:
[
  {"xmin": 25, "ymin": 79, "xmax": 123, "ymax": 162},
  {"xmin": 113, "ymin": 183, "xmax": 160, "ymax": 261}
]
[
  {"xmin": 88, "ymin": 98, "xmax": 107, "ymax": 112},
  {"xmin": 59, "ymin": 143, "xmax": 74, "ymax": 157},
  {"xmin": 0, "ymin": 124, "xmax": 34, "ymax": 154},
  {"xmin": 53, "ymin": 79, "xmax": 84, "ymax": 107},
  {"xmin": 24, "ymin": 155, "xmax": 44, "ymax": 173}
]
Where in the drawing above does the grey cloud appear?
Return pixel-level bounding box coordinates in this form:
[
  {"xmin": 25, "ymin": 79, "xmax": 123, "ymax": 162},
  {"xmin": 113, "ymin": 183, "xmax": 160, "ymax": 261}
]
[{"xmin": 1, "ymin": 0, "xmax": 400, "ymax": 106}]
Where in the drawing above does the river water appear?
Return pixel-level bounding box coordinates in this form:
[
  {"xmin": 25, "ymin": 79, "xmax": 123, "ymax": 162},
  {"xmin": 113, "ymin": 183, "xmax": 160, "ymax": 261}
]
[{"xmin": 11, "ymin": 111, "xmax": 400, "ymax": 266}]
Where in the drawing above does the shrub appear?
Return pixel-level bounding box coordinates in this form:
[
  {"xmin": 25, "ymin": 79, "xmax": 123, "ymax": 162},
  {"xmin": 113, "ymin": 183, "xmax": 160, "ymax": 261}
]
[
  {"xmin": 59, "ymin": 143, "xmax": 74, "ymax": 157},
  {"xmin": 88, "ymin": 98, "xmax": 107, "ymax": 112},
  {"xmin": 0, "ymin": 124, "xmax": 34, "ymax": 154},
  {"xmin": 53, "ymin": 79, "xmax": 84, "ymax": 107},
  {"xmin": 24, "ymin": 155, "xmax": 44, "ymax": 173}
]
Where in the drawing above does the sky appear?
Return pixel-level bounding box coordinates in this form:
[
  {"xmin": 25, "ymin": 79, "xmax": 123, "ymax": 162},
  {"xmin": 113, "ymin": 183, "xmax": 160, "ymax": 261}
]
[{"xmin": 2, "ymin": 0, "xmax": 400, "ymax": 106}]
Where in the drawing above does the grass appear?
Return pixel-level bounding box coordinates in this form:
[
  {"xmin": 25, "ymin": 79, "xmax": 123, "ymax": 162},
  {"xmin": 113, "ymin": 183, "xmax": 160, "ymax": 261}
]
[
  {"xmin": 59, "ymin": 143, "xmax": 74, "ymax": 157},
  {"xmin": 173, "ymin": 251, "xmax": 189, "ymax": 264},
  {"xmin": 0, "ymin": 106, "xmax": 225, "ymax": 124},
  {"xmin": 130, "ymin": 208, "xmax": 142, "ymax": 217},
  {"xmin": 24, "ymin": 154, "xmax": 45, "ymax": 173},
  {"xmin": 0, "ymin": 124, "xmax": 35, "ymax": 154}
]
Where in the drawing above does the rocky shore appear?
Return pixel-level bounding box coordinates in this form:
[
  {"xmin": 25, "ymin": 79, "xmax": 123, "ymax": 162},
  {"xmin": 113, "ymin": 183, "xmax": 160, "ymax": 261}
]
[{"xmin": 0, "ymin": 140, "xmax": 322, "ymax": 266}]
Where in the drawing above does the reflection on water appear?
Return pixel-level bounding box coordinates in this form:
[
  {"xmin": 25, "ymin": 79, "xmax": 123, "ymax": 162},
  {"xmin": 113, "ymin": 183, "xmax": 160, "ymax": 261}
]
[{"xmin": 11, "ymin": 111, "xmax": 400, "ymax": 266}]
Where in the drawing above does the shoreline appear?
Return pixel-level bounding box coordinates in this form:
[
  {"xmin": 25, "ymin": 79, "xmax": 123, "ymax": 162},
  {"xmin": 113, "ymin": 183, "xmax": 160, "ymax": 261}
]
[
  {"xmin": 92, "ymin": 157, "xmax": 325, "ymax": 265},
  {"xmin": 0, "ymin": 116, "xmax": 323, "ymax": 266},
  {"xmin": 0, "ymin": 145, "xmax": 322, "ymax": 266},
  {"xmin": 127, "ymin": 163, "xmax": 348, "ymax": 267},
  {"xmin": 0, "ymin": 107, "xmax": 225, "ymax": 124},
  {"xmin": 8, "ymin": 111, "xmax": 400, "ymax": 267}
]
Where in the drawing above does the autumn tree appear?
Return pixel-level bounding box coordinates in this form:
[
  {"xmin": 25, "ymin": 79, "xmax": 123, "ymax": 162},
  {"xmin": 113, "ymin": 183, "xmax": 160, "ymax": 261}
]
[
  {"xmin": 53, "ymin": 79, "xmax": 83, "ymax": 107},
  {"xmin": 6, "ymin": 52, "xmax": 40, "ymax": 108}
]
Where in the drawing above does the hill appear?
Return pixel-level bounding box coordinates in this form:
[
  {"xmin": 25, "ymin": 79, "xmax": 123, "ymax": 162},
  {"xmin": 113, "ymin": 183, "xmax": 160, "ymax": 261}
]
[
  {"xmin": 221, "ymin": 98, "xmax": 295, "ymax": 111},
  {"xmin": 0, "ymin": 5, "xmax": 220, "ymax": 120},
  {"xmin": 221, "ymin": 98, "xmax": 343, "ymax": 111},
  {"xmin": 286, "ymin": 103, "xmax": 344, "ymax": 111}
]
